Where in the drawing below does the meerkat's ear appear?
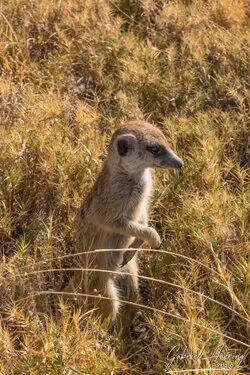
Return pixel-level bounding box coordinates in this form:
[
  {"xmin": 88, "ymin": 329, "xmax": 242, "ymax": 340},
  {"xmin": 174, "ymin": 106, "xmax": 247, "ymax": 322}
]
[{"xmin": 116, "ymin": 134, "xmax": 137, "ymax": 156}]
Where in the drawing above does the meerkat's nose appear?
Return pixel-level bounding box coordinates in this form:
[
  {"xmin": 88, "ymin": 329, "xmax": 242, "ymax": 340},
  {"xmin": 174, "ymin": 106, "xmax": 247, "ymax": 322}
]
[
  {"xmin": 168, "ymin": 151, "xmax": 184, "ymax": 168},
  {"xmin": 175, "ymin": 157, "xmax": 184, "ymax": 168}
]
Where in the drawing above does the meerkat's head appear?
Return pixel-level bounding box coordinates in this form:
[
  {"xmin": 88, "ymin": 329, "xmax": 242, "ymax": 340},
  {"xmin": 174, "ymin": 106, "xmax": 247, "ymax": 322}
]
[{"xmin": 108, "ymin": 121, "xmax": 183, "ymax": 174}]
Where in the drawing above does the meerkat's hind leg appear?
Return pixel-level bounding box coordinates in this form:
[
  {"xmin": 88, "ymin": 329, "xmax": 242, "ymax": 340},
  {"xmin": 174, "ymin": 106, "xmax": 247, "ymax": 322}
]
[
  {"xmin": 116, "ymin": 256, "xmax": 139, "ymax": 337},
  {"xmin": 97, "ymin": 277, "xmax": 120, "ymax": 322}
]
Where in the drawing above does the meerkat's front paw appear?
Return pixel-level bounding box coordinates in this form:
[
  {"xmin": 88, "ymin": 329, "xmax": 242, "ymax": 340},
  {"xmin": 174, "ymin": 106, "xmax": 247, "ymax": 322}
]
[{"xmin": 147, "ymin": 228, "xmax": 161, "ymax": 249}]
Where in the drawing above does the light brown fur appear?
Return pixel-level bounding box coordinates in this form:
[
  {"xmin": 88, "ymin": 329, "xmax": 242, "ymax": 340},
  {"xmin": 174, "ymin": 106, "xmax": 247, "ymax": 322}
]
[{"xmin": 64, "ymin": 121, "xmax": 183, "ymax": 330}]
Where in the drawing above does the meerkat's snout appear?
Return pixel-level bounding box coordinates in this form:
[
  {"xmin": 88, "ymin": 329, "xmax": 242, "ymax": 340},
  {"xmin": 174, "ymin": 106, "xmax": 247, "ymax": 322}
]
[
  {"xmin": 145, "ymin": 141, "xmax": 183, "ymax": 169},
  {"xmin": 159, "ymin": 148, "xmax": 183, "ymax": 169}
]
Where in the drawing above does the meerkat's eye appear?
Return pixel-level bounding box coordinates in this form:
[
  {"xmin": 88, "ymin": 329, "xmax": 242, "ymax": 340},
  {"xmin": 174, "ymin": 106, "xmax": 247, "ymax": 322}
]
[
  {"xmin": 117, "ymin": 139, "xmax": 129, "ymax": 156},
  {"xmin": 146, "ymin": 145, "xmax": 164, "ymax": 156}
]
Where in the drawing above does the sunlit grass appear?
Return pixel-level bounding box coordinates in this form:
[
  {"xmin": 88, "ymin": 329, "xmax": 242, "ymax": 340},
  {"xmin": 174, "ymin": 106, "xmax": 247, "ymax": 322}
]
[{"xmin": 0, "ymin": 0, "xmax": 249, "ymax": 374}]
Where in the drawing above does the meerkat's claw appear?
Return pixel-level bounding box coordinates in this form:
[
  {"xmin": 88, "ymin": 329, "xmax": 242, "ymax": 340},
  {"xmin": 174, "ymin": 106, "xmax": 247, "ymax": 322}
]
[
  {"xmin": 155, "ymin": 242, "xmax": 162, "ymax": 250},
  {"xmin": 120, "ymin": 250, "xmax": 136, "ymax": 268}
]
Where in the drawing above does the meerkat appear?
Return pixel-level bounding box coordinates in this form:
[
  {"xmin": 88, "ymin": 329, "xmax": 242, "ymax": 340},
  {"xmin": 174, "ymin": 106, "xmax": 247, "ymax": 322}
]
[{"xmin": 64, "ymin": 120, "xmax": 183, "ymax": 330}]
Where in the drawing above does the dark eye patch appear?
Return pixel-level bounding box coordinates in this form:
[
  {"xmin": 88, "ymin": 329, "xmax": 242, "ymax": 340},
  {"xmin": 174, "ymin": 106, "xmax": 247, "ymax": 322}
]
[
  {"xmin": 146, "ymin": 145, "xmax": 165, "ymax": 157},
  {"xmin": 117, "ymin": 139, "xmax": 129, "ymax": 156}
]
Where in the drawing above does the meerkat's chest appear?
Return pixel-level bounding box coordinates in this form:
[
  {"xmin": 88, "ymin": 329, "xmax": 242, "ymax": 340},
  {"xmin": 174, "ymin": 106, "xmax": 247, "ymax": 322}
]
[{"xmin": 125, "ymin": 169, "xmax": 153, "ymax": 217}]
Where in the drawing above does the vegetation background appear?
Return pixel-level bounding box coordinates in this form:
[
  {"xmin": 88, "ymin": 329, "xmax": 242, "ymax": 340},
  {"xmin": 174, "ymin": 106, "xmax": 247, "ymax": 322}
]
[{"xmin": 0, "ymin": 0, "xmax": 249, "ymax": 374}]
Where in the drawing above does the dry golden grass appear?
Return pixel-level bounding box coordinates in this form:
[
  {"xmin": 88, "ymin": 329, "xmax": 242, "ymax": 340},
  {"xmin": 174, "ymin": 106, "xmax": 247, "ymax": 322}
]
[{"xmin": 0, "ymin": 0, "xmax": 249, "ymax": 374}]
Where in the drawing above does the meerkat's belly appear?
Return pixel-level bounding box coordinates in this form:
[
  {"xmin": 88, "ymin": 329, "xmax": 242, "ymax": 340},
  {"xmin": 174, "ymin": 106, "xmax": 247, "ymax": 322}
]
[
  {"xmin": 90, "ymin": 230, "xmax": 134, "ymax": 270},
  {"xmin": 95, "ymin": 230, "xmax": 133, "ymax": 249}
]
